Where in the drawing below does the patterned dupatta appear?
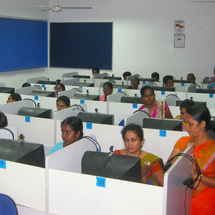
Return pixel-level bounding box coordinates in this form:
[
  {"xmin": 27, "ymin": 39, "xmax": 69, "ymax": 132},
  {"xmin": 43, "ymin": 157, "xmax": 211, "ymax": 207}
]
[
  {"xmin": 140, "ymin": 153, "xmax": 164, "ymax": 186},
  {"xmin": 156, "ymin": 100, "xmax": 165, "ymax": 118},
  {"xmin": 192, "ymin": 140, "xmax": 215, "ymax": 197}
]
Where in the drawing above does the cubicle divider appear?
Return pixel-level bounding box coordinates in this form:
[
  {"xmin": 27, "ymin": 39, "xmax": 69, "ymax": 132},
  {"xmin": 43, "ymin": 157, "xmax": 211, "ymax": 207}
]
[
  {"xmin": 15, "ymin": 85, "xmax": 42, "ymax": 95},
  {"xmin": 45, "ymin": 137, "xmax": 100, "ymax": 213},
  {"xmin": 46, "ymin": 145, "xmax": 191, "ymax": 215},
  {"xmin": 27, "ymin": 76, "xmax": 48, "ymax": 83},
  {"xmin": 0, "ymin": 92, "xmax": 9, "ymax": 104},
  {"xmin": 0, "ymin": 126, "xmax": 18, "ymax": 140},
  {"xmin": 0, "ymin": 122, "xmax": 191, "ymax": 215},
  {"xmin": 187, "ymin": 92, "xmax": 215, "ymax": 109},
  {"xmin": 0, "ymin": 100, "xmax": 35, "ymax": 114},
  {"xmin": 163, "ymin": 147, "xmax": 192, "ymax": 215},
  {"xmin": 108, "ymin": 101, "xmax": 142, "ymax": 125},
  {"xmin": 6, "ymin": 114, "xmax": 55, "ymax": 146},
  {"xmin": 124, "ymin": 108, "xmax": 149, "ymax": 127},
  {"xmin": 64, "ymin": 122, "xmax": 188, "ymax": 163},
  {"xmin": 0, "ymin": 161, "xmax": 45, "ymax": 212}
]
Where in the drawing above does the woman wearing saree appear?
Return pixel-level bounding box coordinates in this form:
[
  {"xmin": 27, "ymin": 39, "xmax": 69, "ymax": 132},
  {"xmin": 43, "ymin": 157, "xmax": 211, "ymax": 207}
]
[
  {"xmin": 168, "ymin": 104, "xmax": 215, "ymax": 215},
  {"xmin": 139, "ymin": 86, "xmax": 173, "ymax": 119},
  {"xmin": 114, "ymin": 123, "xmax": 164, "ymax": 186}
]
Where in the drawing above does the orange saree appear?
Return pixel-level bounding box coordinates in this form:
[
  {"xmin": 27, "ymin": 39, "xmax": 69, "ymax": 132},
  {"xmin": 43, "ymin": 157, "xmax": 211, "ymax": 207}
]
[{"xmin": 174, "ymin": 136, "xmax": 215, "ymax": 215}]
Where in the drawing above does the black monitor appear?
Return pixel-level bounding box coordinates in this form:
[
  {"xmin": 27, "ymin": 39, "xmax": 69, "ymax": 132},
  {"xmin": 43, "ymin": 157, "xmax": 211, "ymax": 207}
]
[
  {"xmin": 73, "ymin": 75, "xmax": 91, "ymax": 79},
  {"xmin": 0, "ymin": 139, "xmax": 45, "ymax": 168},
  {"xmin": 176, "ymin": 100, "xmax": 207, "ymax": 107},
  {"xmin": 139, "ymin": 78, "xmax": 155, "ymax": 82},
  {"xmin": 82, "ymin": 151, "xmax": 142, "ymax": 183},
  {"xmin": 31, "ymin": 90, "xmax": 56, "ymax": 97},
  {"xmin": 18, "ymin": 107, "xmax": 53, "ymax": 119},
  {"xmin": 152, "ymin": 86, "xmax": 175, "ymax": 92},
  {"xmin": 78, "ymin": 112, "xmax": 114, "ymax": 125},
  {"xmin": 73, "ymin": 83, "xmax": 94, "ymax": 87},
  {"xmin": 173, "ymin": 80, "xmax": 191, "ymax": 83},
  {"xmin": 121, "ymin": 96, "xmax": 143, "ymax": 104},
  {"xmin": 0, "ymin": 87, "xmax": 15, "ymax": 93},
  {"xmin": 74, "ymin": 93, "xmax": 100, "ymax": 101},
  {"xmin": 143, "ymin": 118, "xmax": 183, "ymax": 131},
  {"xmin": 103, "ymin": 76, "xmax": 122, "ymax": 80},
  {"xmin": 113, "ymin": 84, "xmax": 133, "ymax": 89},
  {"xmin": 37, "ymin": 80, "xmax": 57, "ymax": 85},
  {"xmin": 196, "ymin": 89, "xmax": 215, "ymax": 94}
]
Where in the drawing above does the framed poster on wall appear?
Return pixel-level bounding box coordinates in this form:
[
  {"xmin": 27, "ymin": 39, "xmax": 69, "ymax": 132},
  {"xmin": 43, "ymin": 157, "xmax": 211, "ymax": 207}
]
[{"xmin": 174, "ymin": 34, "xmax": 185, "ymax": 48}]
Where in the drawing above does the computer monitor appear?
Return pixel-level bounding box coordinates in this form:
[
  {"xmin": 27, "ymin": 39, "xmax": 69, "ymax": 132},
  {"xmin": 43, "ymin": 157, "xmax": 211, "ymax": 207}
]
[
  {"xmin": 81, "ymin": 151, "xmax": 142, "ymax": 183},
  {"xmin": 196, "ymin": 89, "xmax": 215, "ymax": 94},
  {"xmin": 143, "ymin": 118, "xmax": 183, "ymax": 131},
  {"xmin": 78, "ymin": 112, "xmax": 114, "ymax": 125},
  {"xmin": 31, "ymin": 90, "xmax": 56, "ymax": 97},
  {"xmin": 103, "ymin": 76, "xmax": 122, "ymax": 80},
  {"xmin": 152, "ymin": 86, "xmax": 175, "ymax": 92},
  {"xmin": 173, "ymin": 80, "xmax": 191, "ymax": 83},
  {"xmin": 113, "ymin": 84, "xmax": 133, "ymax": 89},
  {"xmin": 73, "ymin": 83, "xmax": 94, "ymax": 87},
  {"xmin": 18, "ymin": 107, "xmax": 53, "ymax": 119},
  {"xmin": 37, "ymin": 80, "xmax": 57, "ymax": 85},
  {"xmin": 0, "ymin": 139, "xmax": 45, "ymax": 168},
  {"xmin": 73, "ymin": 94, "xmax": 100, "ymax": 101},
  {"xmin": 139, "ymin": 78, "xmax": 155, "ymax": 82},
  {"xmin": 73, "ymin": 75, "xmax": 91, "ymax": 79},
  {"xmin": 121, "ymin": 96, "xmax": 143, "ymax": 104},
  {"xmin": 176, "ymin": 100, "xmax": 207, "ymax": 107},
  {"xmin": 0, "ymin": 87, "xmax": 15, "ymax": 93}
]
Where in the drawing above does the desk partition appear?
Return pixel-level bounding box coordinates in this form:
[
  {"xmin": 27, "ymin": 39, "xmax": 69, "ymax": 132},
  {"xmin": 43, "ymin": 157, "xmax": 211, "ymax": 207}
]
[
  {"xmin": 47, "ymin": 145, "xmax": 192, "ymax": 215},
  {"xmin": 0, "ymin": 161, "xmax": 45, "ymax": 211},
  {"xmin": 80, "ymin": 123, "xmax": 187, "ymax": 163},
  {"xmin": 6, "ymin": 114, "xmax": 55, "ymax": 146},
  {"xmin": 0, "ymin": 100, "xmax": 34, "ymax": 114},
  {"xmin": 0, "ymin": 128, "xmax": 192, "ymax": 215}
]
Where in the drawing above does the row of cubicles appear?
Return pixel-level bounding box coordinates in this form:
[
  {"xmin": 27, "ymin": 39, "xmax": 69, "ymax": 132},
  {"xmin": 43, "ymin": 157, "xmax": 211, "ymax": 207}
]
[{"xmin": 0, "ymin": 74, "xmax": 214, "ymax": 214}]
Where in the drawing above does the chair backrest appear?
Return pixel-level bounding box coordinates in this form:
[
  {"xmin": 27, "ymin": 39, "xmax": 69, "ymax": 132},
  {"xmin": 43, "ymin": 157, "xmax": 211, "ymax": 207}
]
[
  {"xmin": 125, "ymin": 108, "xmax": 150, "ymax": 127},
  {"xmin": 0, "ymin": 194, "xmax": 18, "ymax": 215},
  {"xmin": 93, "ymin": 73, "xmax": 109, "ymax": 79},
  {"xmin": 165, "ymin": 94, "xmax": 180, "ymax": 106},
  {"xmin": 107, "ymin": 91, "xmax": 128, "ymax": 102},
  {"xmin": 59, "ymin": 88, "xmax": 82, "ymax": 99},
  {"xmin": 202, "ymin": 77, "xmax": 210, "ymax": 84}
]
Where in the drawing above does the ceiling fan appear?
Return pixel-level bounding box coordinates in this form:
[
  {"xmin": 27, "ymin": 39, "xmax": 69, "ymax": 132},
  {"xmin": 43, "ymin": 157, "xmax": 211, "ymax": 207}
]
[{"xmin": 35, "ymin": 1, "xmax": 92, "ymax": 12}]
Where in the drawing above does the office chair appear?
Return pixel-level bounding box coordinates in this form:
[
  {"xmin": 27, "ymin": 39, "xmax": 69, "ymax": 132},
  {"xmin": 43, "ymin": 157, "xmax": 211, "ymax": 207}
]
[{"xmin": 0, "ymin": 193, "xmax": 18, "ymax": 215}]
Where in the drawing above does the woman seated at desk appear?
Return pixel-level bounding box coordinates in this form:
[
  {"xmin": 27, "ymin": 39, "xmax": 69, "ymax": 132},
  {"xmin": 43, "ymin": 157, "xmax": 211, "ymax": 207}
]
[
  {"xmin": 48, "ymin": 116, "xmax": 83, "ymax": 155},
  {"xmin": 114, "ymin": 123, "xmax": 164, "ymax": 186},
  {"xmin": 100, "ymin": 82, "xmax": 113, "ymax": 101},
  {"xmin": 168, "ymin": 104, "xmax": 215, "ymax": 215},
  {"xmin": 6, "ymin": 93, "xmax": 22, "ymax": 103},
  {"xmin": 139, "ymin": 86, "xmax": 173, "ymax": 119},
  {"xmin": 0, "ymin": 111, "xmax": 7, "ymax": 128},
  {"xmin": 175, "ymin": 99, "xmax": 194, "ymax": 132},
  {"xmin": 56, "ymin": 96, "xmax": 70, "ymax": 111},
  {"xmin": 55, "ymin": 83, "xmax": 65, "ymax": 97}
]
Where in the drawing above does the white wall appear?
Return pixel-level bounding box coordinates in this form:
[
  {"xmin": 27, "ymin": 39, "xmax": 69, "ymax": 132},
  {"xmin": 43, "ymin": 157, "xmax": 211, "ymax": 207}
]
[
  {"xmin": 0, "ymin": 0, "xmax": 49, "ymax": 88},
  {"xmin": 1, "ymin": 0, "xmax": 215, "ymax": 86},
  {"xmin": 48, "ymin": 0, "xmax": 215, "ymax": 84}
]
